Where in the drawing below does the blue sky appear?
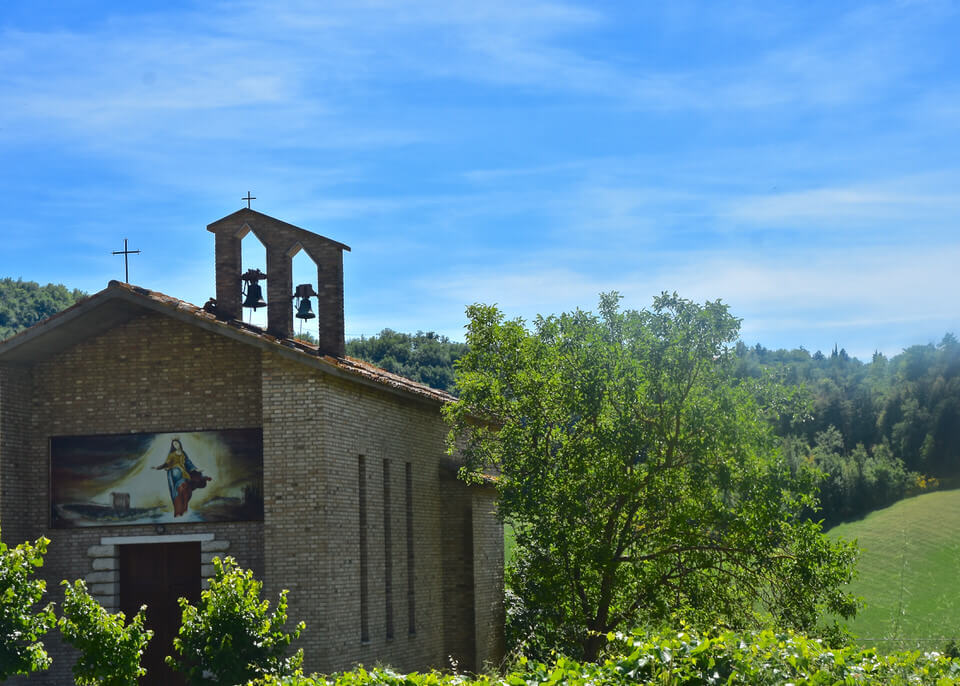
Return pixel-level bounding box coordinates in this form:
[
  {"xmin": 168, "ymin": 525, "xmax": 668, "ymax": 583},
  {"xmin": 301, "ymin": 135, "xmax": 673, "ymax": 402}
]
[{"xmin": 2, "ymin": 1, "xmax": 958, "ymax": 360}]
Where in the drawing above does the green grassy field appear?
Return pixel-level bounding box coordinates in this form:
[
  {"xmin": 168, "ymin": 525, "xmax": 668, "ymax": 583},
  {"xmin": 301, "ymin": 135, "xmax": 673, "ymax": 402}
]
[{"xmin": 831, "ymin": 488, "xmax": 960, "ymax": 652}]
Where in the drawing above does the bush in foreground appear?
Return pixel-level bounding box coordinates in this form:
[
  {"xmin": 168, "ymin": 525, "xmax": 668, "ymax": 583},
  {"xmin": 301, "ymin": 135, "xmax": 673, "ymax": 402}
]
[
  {"xmin": 58, "ymin": 579, "xmax": 153, "ymax": 686},
  {"xmin": 168, "ymin": 556, "xmax": 304, "ymax": 685},
  {"xmin": 0, "ymin": 532, "xmax": 55, "ymax": 679},
  {"xmin": 253, "ymin": 626, "xmax": 960, "ymax": 686}
]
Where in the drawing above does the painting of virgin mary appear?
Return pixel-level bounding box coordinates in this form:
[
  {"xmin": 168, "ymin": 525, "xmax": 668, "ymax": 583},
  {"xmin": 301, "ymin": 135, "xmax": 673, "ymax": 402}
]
[
  {"xmin": 154, "ymin": 438, "xmax": 213, "ymax": 516},
  {"xmin": 50, "ymin": 428, "xmax": 263, "ymax": 527}
]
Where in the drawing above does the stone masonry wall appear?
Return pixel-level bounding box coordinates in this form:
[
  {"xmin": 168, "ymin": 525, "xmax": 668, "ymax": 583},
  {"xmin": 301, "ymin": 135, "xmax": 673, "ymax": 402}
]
[{"xmin": 2, "ymin": 313, "xmax": 265, "ymax": 686}]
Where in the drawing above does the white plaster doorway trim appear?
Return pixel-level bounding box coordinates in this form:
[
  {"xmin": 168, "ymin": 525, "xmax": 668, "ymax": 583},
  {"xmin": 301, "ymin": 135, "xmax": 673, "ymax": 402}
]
[
  {"xmin": 87, "ymin": 533, "xmax": 231, "ymax": 608},
  {"xmin": 101, "ymin": 533, "xmax": 215, "ymax": 545}
]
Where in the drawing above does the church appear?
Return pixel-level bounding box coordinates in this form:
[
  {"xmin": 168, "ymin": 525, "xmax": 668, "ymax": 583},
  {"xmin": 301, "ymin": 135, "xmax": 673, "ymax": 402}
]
[{"xmin": 0, "ymin": 208, "xmax": 504, "ymax": 685}]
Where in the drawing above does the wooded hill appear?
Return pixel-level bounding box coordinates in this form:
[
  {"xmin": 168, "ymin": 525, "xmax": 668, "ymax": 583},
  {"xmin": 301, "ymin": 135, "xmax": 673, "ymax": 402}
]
[
  {"xmin": 4, "ymin": 281, "xmax": 958, "ymax": 527},
  {"xmin": 0, "ymin": 278, "xmax": 86, "ymax": 341},
  {"xmin": 345, "ymin": 329, "xmax": 467, "ymax": 394},
  {"xmin": 732, "ymin": 339, "xmax": 960, "ymax": 526},
  {"xmin": 350, "ymin": 330, "xmax": 960, "ymax": 527}
]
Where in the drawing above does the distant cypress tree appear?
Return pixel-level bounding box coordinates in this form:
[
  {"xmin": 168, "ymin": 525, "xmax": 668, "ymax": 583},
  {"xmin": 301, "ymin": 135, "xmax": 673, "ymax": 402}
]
[{"xmin": 0, "ymin": 278, "xmax": 86, "ymax": 340}]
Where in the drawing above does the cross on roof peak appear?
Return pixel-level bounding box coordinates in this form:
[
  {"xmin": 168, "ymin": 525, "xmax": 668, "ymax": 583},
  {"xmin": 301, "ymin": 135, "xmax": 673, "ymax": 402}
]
[
  {"xmin": 243, "ymin": 191, "xmax": 256, "ymax": 209},
  {"xmin": 111, "ymin": 238, "xmax": 140, "ymax": 284}
]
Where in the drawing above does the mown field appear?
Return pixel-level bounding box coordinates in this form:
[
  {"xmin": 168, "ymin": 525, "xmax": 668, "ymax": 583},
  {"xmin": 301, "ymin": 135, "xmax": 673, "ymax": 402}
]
[
  {"xmin": 831, "ymin": 488, "xmax": 960, "ymax": 652},
  {"xmin": 504, "ymin": 491, "xmax": 960, "ymax": 653}
]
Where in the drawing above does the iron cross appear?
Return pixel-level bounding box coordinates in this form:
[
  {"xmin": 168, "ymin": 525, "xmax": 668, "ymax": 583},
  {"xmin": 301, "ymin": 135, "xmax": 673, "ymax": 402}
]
[
  {"xmin": 112, "ymin": 238, "xmax": 141, "ymax": 283},
  {"xmin": 243, "ymin": 191, "xmax": 256, "ymax": 208}
]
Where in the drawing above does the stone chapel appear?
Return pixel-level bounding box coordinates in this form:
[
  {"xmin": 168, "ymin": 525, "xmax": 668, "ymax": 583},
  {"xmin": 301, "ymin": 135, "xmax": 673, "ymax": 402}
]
[{"xmin": 0, "ymin": 208, "xmax": 504, "ymax": 685}]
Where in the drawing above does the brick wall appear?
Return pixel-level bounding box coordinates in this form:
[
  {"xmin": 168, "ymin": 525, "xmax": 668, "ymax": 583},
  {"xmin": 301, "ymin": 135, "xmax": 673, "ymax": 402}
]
[
  {"xmin": 0, "ymin": 364, "xmax": 32, "ymax": 544},
  {"xmin": 269, "ymin": 364, "xmax": 489, "ymax": 673},
  {"xmin": 441, "ymin": 480, "xmax": 477, "ymax": 670},
  {"xmin": 261, "ymin": 354, "xmax": 330, "ymax": 669},
  {"xmin": 472, "ymin": 488, "xmax": 505, "ymax": 670},
  {"xmin": 0, "ymin": 309, "xmax": 504, "ymax": 682},
  {"xmin": 2, "ymin": 313, "xmax": 265, "ymax": 685}
]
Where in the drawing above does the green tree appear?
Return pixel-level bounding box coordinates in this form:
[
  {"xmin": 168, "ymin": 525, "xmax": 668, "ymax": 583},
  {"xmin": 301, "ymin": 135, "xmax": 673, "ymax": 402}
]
[
  {"xmin": 0, "ymin": 532, "xmax": 55, "ymax": 679},
  {"xmin": 167, "ymin": 557, "xmax": 304, "ymax": 685},
  {"xmin": 346, "ymin": 329, "xmax": 468, "ymax": 394},
  {"xmin": 0, "ymin": 278, "xmax": 85, "ymax": 340},
  {"xmin": 446, "ymin": 293, "xmax": 859, "ymax": 660},
  {"xmin": 57, "ymin": 579, "xmax": 152, "ymax": 686}
]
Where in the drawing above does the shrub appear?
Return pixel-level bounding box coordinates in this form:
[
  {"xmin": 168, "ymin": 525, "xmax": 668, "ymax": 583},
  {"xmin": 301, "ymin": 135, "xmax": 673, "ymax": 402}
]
[
  {"xmin": 0, "ymin": 532, "xmax": 55, "ymax": 679},
  {"xmin": 253, "ymin": 626, "xmax": 960, "ymax": 686},
  {"xmin": 57, "ymin": 579, "xmax": 153, "ymax": 686},
  {"xmin": 167, "ymin": 556, "xmax": 304, "ymax": 685}
]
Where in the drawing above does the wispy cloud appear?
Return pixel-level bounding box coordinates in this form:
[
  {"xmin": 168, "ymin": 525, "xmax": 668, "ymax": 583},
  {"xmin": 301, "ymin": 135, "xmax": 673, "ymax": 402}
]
[
  {"xmin": 3, "ymin": 0, "xmax": 947, "ymax": 153},
  {"xmin": 415, "ymin": 241, "xmax": 960, "ymax": 356},
  {"xmin": 2, "ymin": 0, "xmax": 959, "ymax": 362},
  {"xmin": 727, "ymin": 188, "xmax": 960, "ymax": 231}
]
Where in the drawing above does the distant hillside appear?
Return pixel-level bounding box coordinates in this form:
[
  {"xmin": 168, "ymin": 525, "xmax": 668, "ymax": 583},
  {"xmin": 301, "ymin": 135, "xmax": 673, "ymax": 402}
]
[
  {"xmin": 0, "ymin": 278, "xmax": 86, "ymax": 340},
  {"xmin": 345, "ymin": 329, "xmax": 467, "ymax": 395},
  {"xmin": 831, "ymin": 489, "xmax": 960, "ymax": 651}
]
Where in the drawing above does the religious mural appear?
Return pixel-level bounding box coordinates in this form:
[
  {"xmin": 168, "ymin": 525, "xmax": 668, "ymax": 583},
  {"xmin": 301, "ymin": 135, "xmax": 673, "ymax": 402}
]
[{"xmin": 50, "ymin": 429, "xmax": 263, "ymax": 527}]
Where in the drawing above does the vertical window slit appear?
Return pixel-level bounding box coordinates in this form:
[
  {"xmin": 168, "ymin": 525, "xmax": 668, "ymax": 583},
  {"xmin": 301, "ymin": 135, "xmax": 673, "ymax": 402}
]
[
  {"xmin": 405, "ymin": 462, "xmax": 416, "ymax": 635},
  {"xmin": 383, "ymin": 458, "xmax": 394, "ymax": 639},
  {"xmin": 358, "ymin": 456, "xmax": 369, "ymax": 643}
]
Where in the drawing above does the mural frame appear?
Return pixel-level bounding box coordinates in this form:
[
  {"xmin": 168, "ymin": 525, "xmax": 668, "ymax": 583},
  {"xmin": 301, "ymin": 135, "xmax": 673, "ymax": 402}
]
[{"xmin": 49, "ymin": 427, "xmax": 264, "ymax": 529}]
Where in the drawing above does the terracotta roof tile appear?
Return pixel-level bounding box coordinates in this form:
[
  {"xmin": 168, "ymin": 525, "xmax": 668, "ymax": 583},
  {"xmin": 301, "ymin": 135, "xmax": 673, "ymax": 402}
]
[
  {"xmin": 1, "ymin": 281, "xmax": 456, "ymax": 405},
  {"xmin": 109, "ymin": 281, "xmax": 457, "ymax": 404}
]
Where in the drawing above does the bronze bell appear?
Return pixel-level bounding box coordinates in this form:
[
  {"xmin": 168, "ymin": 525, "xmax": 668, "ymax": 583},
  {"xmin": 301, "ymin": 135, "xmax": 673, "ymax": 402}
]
[
  {"xmin": 293, "ymin": 282, "xmax": 318, "ymax": 320},
  {"xmin": 242, "ymin": 282, "xmax": 267, "ymax": 310},
  {"xmin": 295, "ymin": 297, "xmax": 316, "ymax": 320}
]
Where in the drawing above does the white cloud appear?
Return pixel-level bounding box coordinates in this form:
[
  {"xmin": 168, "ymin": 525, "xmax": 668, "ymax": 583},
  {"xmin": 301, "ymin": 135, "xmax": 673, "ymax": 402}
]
[
  {"xmin": 412, "ymin": 242, "xmax": 960, "ymax": 354},
  {"xmin": 1, "ymin": 0, "xmax": 945, "ymax": 154},
  {"xmin": 723, "ymin": 175, "xmax": 960, "ymax": 230}
]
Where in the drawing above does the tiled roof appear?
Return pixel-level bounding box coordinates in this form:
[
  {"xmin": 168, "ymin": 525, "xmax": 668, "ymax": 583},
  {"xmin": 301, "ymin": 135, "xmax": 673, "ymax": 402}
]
[{"xmin": 2, "ymin": 280, "xmax": 457, "ymax": 405}]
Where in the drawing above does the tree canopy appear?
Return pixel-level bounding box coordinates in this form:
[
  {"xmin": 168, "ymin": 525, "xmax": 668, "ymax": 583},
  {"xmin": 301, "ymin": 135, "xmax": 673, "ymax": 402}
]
[
  {"xmin": 346, "ymin": 329, "xmax": 467, "ymax": 394},
  {"xmin": 168, "ymin": 557, "xmax": 304, "ymax": 685},
  {"xmin": 734, "ymin": 336, "xmax": 960, "ymax": 479},
  {"xmin": 0, "ymin": 278, "xmax": 85, "ymax": 341},
  {"xmin": 0, "ymin": 531, "xmax": 55, "ymax": 679},
  {"xmin": 445, "ymin": 293, "xmax": 859, "ymax": 659}
]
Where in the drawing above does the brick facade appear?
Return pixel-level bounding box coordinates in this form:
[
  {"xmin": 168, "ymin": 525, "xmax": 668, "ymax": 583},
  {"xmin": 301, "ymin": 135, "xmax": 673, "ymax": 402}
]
[{"xmin": 0, "ymin": 211, "xmax": 504, "ymax": 682}]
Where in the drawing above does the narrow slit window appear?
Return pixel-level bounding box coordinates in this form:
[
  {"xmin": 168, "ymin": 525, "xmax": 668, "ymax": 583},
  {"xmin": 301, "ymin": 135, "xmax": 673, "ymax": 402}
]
[
  {"xmin": 405, "ymin": 462, "xmax": 416, "ymax": 635},
  {"xmin": 383, "ymin": 459, "xmax": 394, "ymax": 639},
  {"xmin": 358, "ymin": 456, "xmax": 369, "ymax": 643}
]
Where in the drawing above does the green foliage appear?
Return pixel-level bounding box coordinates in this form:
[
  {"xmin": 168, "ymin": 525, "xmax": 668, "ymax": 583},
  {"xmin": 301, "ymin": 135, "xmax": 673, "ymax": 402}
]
[
  {"xmin": 593, "ymin": 626, "xmax": 960, "ymax": 685},
  {"xmin": 167, "ymin": 556, "xmax": 304, "ymax": 685},
  {"xmin": 0, "ymin": 277, "xmax": 85, "ymax": 340},
  {"xmin": 57, "ymin": 579, "xmax": 152, "ymax": 686},
  {"xmin": 0, "ymin": 532, "xmax": 55, "ymax": 679},
  {"xmin": 733, "ymin": 335, "xmax": 960, "ymax": 525},
  {"xmin": 735, "ymin": 335, "xmax": 960, "ymax": 482},
  {"xmin": 252, "ymin": 668, "xmax": 496, "ymax": 686},
  {"xmin": 781, "ymin": 431, "xmax": 916, "ymax": 528},
  {"xmin": 346, "ymin": 329, "xmax": 468, "ymax": 394},
  {"xmin": 446, "ymin": 293, "xmax": 859, "ymax": 660},
  {"xmin": 253, "ymin": 627, "xmax": 960, "ymax": 685}
]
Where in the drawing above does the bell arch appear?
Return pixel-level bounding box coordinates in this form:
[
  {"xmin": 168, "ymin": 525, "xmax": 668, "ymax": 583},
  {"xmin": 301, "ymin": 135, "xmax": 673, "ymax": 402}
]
[
  {"xmin": 292, "ymin": 244, "xmax": 318, "ymax": 343},
  {"xmin": 240, "ymin": 227, "xmax": 269, "ymax": 328}
]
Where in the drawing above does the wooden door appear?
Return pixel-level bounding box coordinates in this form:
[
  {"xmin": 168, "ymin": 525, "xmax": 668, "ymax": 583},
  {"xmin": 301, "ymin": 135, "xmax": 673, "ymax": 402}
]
[{"xmin": 119, "ymin": 542, "xmax": 201, "ymax": 686}]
